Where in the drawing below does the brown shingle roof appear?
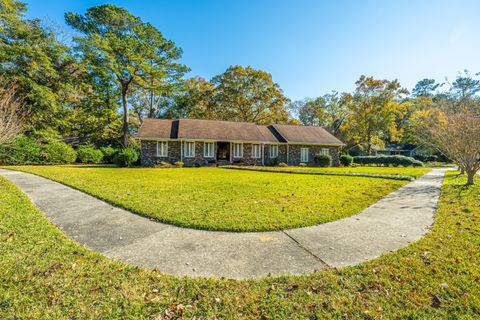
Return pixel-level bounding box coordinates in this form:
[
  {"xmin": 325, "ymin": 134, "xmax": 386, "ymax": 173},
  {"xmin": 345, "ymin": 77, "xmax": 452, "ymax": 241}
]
[
  {"xmin": 137, "ymin": 118, "xmax": 176, "ymax": 139},
  {"xmin": 177, "ymin": 119, "xmax": 266, "ymax": 142},
  {"xmin": 272, "ymin": 124, "xmax": 344, "ymax": 145},
  {"xmin": 137, "ymin": 118, "xmax": 344, "ymax": 145}
]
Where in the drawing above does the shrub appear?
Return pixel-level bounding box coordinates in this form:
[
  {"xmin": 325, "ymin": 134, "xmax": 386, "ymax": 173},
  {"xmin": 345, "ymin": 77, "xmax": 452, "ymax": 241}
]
[
  {"xmin": 278, "ymin": 162, "xmax": 288, "ymax": 167},
  {"xmin": 299, "ymin": 162, "xmax": 307, "ymax": 167},
  {"xmin": 113, "ymin": 147, "xmax": 139, "ymax": 167},
  {"xmin": 100, "ymin": 146, "xmax": 118, "ymax": 163},
  {"xmin": 339, "ymin": 154, "xmax": 353, "ymax": 167},
  {"xmin": 77, "ymin": 146, "xmax": 104, "ymax": 164},
  {"xmin": 353, "ymin": 155, "xmax": 424, "ymax": 167},
  {"xmin": 42, "ymin": 141, "xmax": 77, "ymax": 164},
  {"xmin": 174, "ymin": 161, "xmax": 184, "ymax": 168},
  {"xmin": 314, "ymin": 154, "xmax": 332, "ymax": 167},
  {"xmin": 0, "ymin": 135, "xmax": 42, "ymax": 165}
]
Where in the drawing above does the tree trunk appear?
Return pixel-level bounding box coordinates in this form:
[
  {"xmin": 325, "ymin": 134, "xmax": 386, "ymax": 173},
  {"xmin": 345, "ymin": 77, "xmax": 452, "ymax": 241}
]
[
  {"xmin": 466, "ymin": 170, "xmax": 475, "ymax": 185},
  {"xmin": 121, "ymin": 86, "xmax": 129, "ymax": 147}
]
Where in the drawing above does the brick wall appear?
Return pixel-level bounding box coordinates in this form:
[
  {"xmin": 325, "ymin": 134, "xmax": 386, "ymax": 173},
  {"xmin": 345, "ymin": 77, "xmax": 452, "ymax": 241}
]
[{"xmin": 141, "ymin": 140, "xmax": 340, "ymax": 167}]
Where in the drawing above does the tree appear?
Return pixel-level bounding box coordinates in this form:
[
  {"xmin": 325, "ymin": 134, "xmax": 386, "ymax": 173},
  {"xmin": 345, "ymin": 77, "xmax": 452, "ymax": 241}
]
[
  {"xmin": 341, "ymin": 75, "xmax": 409, "ymax": 154},
  {"xmin": 0, "ymin": 77, "xmax": 25, "ymax": 145},
  {"xmin": 414, "ymin": 106, "xmax": 479, "ymax": 185},
  {"xmin": 66, "ymin": 5, "xmax": 188, "ymax": 146},
  {"xmin": 1, "ymin": 0, "xmax": 82, "ymax": 139},
  {"xmin": 210, "ymin": 65, "xmax": 294, "ymax": 124},
  {"xmin": 297, "ymin": 91, "xmax": 348, "ymax": 137},
  {"xmin": 412, "ymin": 79, "xmax": 440, "ymax": 97}
]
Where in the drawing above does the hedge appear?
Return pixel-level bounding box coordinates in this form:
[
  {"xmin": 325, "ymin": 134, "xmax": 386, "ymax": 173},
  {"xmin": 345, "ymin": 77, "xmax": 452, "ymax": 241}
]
[
  {"xmin": 42, "ymin": 141, "xmax": 77, "ymax": 164},
  {"xmin": 340, "ymin": 154, "xmax": 354, "ymax": 167},
  {"xmin": 353, "ymin": 155, "xmax": 424, "ymax": 167},
  {"xmin": 77, "ymin": 146, "xmax": 104, "ymax": 164}
]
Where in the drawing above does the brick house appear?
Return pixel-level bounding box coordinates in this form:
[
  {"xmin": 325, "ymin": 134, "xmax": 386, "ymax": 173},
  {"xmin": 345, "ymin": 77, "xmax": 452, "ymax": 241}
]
[{"xmin": 137, "ymin": 118, "xmax": 344, "ymax": 167}]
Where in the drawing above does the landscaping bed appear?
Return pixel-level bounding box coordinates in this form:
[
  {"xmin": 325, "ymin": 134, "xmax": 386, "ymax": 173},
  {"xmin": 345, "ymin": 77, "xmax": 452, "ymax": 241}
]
[
  {"xmin": 0, "ymin": 172, "xmax": 478, "ymax": 318},
  {"xmin": 224, "ymin": 165, "xmax": 431, "ymax": 181},
  {"xmin": 4, "ymin": 166, "xmax": 406, "ymax": 232}
]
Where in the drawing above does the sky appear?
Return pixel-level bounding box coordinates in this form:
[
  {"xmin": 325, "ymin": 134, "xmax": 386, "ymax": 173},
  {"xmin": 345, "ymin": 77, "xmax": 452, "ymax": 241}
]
[{"xmin": 23, "ymin": 0, "xmax": 480, "ymax": 100}]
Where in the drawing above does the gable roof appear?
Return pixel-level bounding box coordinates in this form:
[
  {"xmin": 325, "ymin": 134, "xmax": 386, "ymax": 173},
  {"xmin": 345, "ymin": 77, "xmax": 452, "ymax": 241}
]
[
  {"xmin": 272, "ymin": 124, "xmax": 344, "ymax": 145},
  {"xmin": 137, "ymin": 118, "xmax": 344, "ymax": 146}
]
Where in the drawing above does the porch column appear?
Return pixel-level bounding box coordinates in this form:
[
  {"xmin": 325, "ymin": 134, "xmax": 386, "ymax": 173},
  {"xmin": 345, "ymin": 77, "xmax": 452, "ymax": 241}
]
[
  {"xmin": 180, "ymin": 140, "xmax": 183, "ymax": 162},
  {"xmin": 261, "ymin": 144, "xmax": 265, "ymax": 166}
]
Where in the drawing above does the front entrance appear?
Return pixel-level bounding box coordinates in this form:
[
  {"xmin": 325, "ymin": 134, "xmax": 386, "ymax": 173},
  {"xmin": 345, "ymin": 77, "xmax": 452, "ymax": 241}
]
[{"xmin": 216, "ymin": 142, "xmax": 230, "ymax": 161}]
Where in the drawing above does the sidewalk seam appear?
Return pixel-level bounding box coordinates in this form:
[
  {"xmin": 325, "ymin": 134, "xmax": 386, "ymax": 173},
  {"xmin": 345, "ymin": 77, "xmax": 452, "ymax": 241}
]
[{"xmin": 281, "ymin": 230, "xmax": 331, "ymax": 268}]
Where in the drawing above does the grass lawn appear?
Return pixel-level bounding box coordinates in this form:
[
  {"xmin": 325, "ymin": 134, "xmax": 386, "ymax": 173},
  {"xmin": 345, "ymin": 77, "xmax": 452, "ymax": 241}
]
[
  {"xmin": 6, "ymin": 166, "xmax": 406, "ymax": 232},
  {"xmin": 0, "ymin": 172, "xmax": 478, "ymax": 318},
  {"xmin": 225, "ymin": 165, "xmax": 431, "ymax": 180}
]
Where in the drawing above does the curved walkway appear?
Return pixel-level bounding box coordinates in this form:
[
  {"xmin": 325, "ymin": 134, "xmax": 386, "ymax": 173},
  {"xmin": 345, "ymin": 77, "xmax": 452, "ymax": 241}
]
[{"xmin": 0, "ymin": 168, "xmax": 447, "ymax": 279}]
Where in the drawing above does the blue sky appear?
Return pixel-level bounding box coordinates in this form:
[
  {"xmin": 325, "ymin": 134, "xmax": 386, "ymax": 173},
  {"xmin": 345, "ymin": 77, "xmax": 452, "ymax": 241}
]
[{"xmin": 24, "ymin": 0, "xmax": 480, "ymax": 100}]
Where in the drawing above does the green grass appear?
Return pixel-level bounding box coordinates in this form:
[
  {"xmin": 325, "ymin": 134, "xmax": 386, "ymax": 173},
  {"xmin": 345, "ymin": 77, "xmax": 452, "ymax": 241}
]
[
  {"xmin": 5, "ymin": 166, "xmax": 407, "ymax": 232},
  {"xmin": 224, "ymin": 165, "xmax": 431, "ymax": 181},
  {"xmin": 1, "ymin": 172, "xmax": 478, "ymax": 318}
]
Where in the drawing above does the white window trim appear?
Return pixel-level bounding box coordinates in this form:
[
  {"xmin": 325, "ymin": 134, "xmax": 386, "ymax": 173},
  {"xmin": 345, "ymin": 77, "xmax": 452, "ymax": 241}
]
[
  {"xmin": 233, "ymin": 143, "xmax": 243, "ymax": 158},
  {"xmin": 300, "ymin": 148, "xmax": 309, "ymax": 163},
  {"xmin": 156, "ymin": 141, "xmax": 168, "ymax": 157},
  {"xmin": 321, "ymin": 148, "xmax": 330, "ymax": 156},
  {"xmin": 204, "ymin": 142, "xmax": 215, "ymax": 158},
  {"xmin": 184, "ymin": 141, "xmax": 195, "ymax": 158},
  {"xmin": 252, "ymin": 144, "xmax": 261, "ymax": 159},
  {"xmin": 269, "ymin": 144, "xmax": 278, "ymax": 158}
]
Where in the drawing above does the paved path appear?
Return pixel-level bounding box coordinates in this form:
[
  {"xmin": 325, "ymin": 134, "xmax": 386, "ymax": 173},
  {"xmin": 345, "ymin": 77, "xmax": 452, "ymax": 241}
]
[{"xmin": 0, "ymin": 168, "xmax": 447, "ymax": 279}]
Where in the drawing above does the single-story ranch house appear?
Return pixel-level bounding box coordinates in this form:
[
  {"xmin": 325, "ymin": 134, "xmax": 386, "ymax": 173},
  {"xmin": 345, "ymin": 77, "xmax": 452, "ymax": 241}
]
[{"xmin": 137, "ymin": 118, "xmax": 344, "ymax": 167}]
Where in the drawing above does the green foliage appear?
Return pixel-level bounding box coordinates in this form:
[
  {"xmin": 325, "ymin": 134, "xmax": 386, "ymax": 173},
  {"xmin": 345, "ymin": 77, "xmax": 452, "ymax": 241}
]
[
  {"xmin": 210, "ymin": 66, "xmax": 296, "ymax": 124},
  {"xmin": 314, "ymin": 154, "xmax": 332, "ymax": 167},
  {"xmin": 113, "ymin": 147, "xmax": 139, "ymax": 167},
  {"xmin": 340, "ymin": 154, "xmax": 354, "ymax": 166},
  {"xmin": 65, "ymin": 4, "xmax": 188, "ymax": 146},
  {"xmin": 100, "ymin": 146, "xmax": 118, "ymax": 163},
  {"xmin": 354, "ymin": 155, "xmax": 424, "ymax": 167},
  {"xmin": 0, "ymin": 135, "xmax": 42, "ymax": 165},
  {"xmin": 11, "ymin": 166, "xmax": 405, "ymax": 232},
  {"xmin": 41, "ymin": 141, "xmax": 77, "ymax": 164},
  {"xmin": 154, "ymin": 161, "xmax": 173, "ymax": 168},
  {"xmin": 1, "ymin": 0, "xmax": 84, "ymax": 139},
  {"xmin": 76, "ymin": 146, "xmax": 104, "ymax": 164}
]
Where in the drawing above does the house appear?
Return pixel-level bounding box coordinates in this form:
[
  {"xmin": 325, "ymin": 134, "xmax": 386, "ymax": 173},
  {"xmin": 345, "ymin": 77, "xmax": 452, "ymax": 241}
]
[{"xmin": 137, "ymin": 118, "xmax": 344, "ymax": 167}]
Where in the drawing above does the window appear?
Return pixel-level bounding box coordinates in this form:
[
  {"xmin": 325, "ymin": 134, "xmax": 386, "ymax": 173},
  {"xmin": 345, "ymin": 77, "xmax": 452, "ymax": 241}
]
[
  {"xmin": 300, "ymin": 148, "xmax": 309, "ymax": 163},
  {"xmin": 204, "ymin": 142, "xmax": 214, "ymax": 158},
  {"xmin": 252, "ymin": 144, "xmax": 261, "ymax": 158},
  {"xmin": 184, "ymin": 141, "xmax": 195, "ymax": 158},
  {"xmin": 321, "ymin": 148, "xmax": 329, "ymax": 156},
  {"xmin": 156, "ymin": 141, "xmax": 168, "ymax": 157},
  {"xmin": 233, "ymin": 143, "xmax": 243, "ymax": 158},
  {"xmin": 269, "ymin": 145, "xmax": 278, "ymax": 158}
]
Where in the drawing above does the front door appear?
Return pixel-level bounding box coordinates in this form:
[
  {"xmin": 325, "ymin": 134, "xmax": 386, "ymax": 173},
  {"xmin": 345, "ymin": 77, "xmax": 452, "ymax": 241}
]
[{"xmin": 217, "ymin": 142, "xmax": 230, "ymax": 161}]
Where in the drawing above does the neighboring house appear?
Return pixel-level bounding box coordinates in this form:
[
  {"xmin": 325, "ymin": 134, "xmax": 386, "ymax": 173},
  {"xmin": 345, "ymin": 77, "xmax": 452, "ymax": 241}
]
[
  {"xmin": 376, "ymin": 144, "xmax": 421, "ymax": 157},
  {"xmin": 137, "ymin": 118, "xmax": 344, "ymax": 167}
]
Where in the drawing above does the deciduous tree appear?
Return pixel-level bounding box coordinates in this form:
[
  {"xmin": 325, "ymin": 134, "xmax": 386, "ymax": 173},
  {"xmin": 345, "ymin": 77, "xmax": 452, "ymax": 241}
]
[
  {"xmin": 210, "ymin": 66, "xmax": 294, "ymax": 124},
  {"xmin": 341, "ymin": 76, "xmax": 409, "ymax": 154}
]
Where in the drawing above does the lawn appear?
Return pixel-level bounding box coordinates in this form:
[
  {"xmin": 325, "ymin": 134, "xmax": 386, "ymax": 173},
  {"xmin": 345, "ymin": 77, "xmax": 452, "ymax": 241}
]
[
  {"xmin": 6, "ymin": 166, "xmax": 406, "ymax": 232},
  {"xmin": 225, "ymin": 165, "xmax": 431, "ymax": 180},
  {"xmin": 0, "ymin": 172, "xmax": 478, "ymax": 319}
]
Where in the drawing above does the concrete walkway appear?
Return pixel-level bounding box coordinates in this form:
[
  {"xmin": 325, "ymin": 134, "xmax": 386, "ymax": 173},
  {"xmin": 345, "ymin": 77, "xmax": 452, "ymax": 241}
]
[{"xmin": 0, "ymin": 168, "xmax": 447, "ymax": 279}]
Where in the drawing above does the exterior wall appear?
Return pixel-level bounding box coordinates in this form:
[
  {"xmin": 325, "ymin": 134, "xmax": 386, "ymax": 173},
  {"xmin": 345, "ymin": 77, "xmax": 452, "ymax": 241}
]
[
  {"xmin": 287, "ymin": 145, "xmax": 340, "ymax": 166},
  {"xmin": 263, "ymin": 144, "xmax": 288, "ymax": 166},
  {"xmin": 232, "ymin": 143, "xmax": 263, "ymax": 166},
  {"xmin": 141, "ymin": 140, "xmax": 341, "ymax": 167},
  {"xmin": 141, "ymin": 140, "xmax": 181, "ymax": 167}
]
